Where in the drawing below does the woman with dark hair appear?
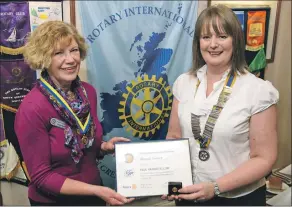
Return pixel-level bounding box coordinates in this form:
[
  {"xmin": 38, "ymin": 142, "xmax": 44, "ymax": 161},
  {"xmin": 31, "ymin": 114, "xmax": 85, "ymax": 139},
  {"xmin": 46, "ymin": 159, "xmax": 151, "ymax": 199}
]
[{"xmin": 163, "ymin": 4, "xmax": 279, "ymax": 206}]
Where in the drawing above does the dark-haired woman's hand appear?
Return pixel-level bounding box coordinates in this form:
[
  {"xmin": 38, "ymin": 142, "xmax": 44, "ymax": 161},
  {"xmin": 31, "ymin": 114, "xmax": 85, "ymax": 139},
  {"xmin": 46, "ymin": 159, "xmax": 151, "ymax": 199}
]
[{"xmin": 177, "ymin": 182, "xmax": 215, "ymax": 202}]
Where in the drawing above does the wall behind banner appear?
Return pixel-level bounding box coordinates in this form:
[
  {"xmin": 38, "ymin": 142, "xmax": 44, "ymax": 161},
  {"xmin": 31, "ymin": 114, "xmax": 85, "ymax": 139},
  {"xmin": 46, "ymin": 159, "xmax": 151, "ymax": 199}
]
[{"xmin": 65, "ymin": 0, "xmax": 290, "ymax": 168}]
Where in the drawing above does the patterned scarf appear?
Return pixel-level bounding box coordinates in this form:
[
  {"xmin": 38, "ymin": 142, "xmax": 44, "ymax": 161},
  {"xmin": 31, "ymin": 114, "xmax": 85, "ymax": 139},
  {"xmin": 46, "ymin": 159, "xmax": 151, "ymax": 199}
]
[{"xmin": 37, "ymin": 70, "xmax": 95, "ymax": 164}]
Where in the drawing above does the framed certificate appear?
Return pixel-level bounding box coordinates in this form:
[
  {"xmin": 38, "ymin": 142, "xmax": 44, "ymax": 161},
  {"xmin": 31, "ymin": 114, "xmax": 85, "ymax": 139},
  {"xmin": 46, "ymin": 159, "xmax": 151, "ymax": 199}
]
[{"xmin": 115, "ymin": 139, "xmax": 193, "ymax": 197}]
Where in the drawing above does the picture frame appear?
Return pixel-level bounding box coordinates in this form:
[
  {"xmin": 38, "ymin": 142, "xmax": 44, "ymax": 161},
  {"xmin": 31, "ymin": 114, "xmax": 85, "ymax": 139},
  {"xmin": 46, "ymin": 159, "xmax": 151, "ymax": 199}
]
[{"xmin": 208, "ymin": 0, "xmax": 282, "ymax": 63}]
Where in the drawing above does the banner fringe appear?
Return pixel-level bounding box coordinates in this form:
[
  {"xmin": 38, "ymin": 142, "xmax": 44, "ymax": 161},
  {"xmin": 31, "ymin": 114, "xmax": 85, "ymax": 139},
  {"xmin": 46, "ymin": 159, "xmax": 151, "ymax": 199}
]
[
  {"xmin": 22, "ymin": 161, "xmax": 31, "ymax": 181},
  {"xmin": 5, "ymin": 160, "xmax": 21, "ymax": 181},
  {"xmin": 0, "ymin": 104, "xmax": 18, "ymax": 113},
  {"xmin": 0, "ymin": 46, "xmax": 24, "ymax": 55}
]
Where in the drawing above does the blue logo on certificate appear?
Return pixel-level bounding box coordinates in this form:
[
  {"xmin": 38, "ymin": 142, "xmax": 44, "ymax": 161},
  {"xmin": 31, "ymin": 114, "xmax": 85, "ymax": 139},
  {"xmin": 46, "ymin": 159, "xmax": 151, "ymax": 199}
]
[{"xmin": 124, "ymin": 169, "xmax": 135, "ymax": 177}]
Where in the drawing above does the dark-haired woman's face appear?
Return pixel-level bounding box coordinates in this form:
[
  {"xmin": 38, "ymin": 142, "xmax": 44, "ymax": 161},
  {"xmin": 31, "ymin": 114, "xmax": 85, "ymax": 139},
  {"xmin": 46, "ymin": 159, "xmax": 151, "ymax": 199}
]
[{"xmin": 200, "ymin": 25, "xmax": 233, "ymax": 69}]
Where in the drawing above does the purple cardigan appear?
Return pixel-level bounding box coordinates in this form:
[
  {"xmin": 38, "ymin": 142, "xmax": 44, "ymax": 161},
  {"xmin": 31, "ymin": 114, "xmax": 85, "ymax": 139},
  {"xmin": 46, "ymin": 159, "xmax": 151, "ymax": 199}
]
[{"xmin": 15, "ymin": 82, "xmax": 103, "ymax": 203}]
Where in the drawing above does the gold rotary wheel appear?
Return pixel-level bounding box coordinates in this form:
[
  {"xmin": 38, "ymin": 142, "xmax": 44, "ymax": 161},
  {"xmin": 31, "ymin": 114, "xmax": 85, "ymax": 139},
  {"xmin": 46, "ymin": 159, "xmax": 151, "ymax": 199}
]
[{"xmin": 119, "ymin": 75, "xmax": 172, "ymax": 137}]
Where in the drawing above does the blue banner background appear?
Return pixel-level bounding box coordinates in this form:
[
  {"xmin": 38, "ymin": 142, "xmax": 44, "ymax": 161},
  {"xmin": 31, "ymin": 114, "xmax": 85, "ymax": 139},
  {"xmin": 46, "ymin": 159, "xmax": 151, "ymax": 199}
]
[{"xmin": 78, "ymin": 1, "xmax": 198, "ymax": 189}]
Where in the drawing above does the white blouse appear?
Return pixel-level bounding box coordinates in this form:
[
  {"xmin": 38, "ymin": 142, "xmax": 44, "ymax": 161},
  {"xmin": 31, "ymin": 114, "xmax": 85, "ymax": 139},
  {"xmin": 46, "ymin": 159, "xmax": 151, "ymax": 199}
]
[{"xmin": 172, "ymin": 65, "xmax": 279, "ymax": 198}]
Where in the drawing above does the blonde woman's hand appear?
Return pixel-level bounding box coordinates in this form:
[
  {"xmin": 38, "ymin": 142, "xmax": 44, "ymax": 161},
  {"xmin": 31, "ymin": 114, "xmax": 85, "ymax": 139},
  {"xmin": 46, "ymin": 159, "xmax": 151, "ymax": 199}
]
[
  {"xmin": 95, "ymin": 186, "xmax": 134, "ymax": 205},
  {"xmin": 101, "ymin": 137, "xmax": 130, "ymax": 153}
]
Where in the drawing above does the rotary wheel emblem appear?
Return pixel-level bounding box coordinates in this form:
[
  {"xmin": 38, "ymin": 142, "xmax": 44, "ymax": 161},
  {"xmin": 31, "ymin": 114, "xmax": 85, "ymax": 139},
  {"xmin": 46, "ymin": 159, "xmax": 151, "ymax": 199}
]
[{"xmin": 119, "ymin": 75, "xmax": 172, "ymax": 137}]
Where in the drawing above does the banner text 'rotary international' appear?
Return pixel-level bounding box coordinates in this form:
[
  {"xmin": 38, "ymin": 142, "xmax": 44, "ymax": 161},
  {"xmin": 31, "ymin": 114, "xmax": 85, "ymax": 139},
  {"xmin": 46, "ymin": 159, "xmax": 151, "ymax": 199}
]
[{"xmin": 86, "ymin": 6, "xmax": 195, "ymax": 43}]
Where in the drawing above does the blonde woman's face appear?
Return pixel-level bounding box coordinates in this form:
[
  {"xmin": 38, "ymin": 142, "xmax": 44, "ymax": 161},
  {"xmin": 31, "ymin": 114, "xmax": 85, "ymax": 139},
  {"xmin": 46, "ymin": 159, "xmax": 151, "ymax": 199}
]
[{"xmin": 49, "ymin": 38, "xmax": 81, "ymax": 87}]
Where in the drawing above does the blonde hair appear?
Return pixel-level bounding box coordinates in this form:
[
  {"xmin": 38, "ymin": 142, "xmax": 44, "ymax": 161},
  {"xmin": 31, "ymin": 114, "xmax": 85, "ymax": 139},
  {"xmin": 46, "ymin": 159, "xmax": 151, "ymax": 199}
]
[
  {"xmin": 191, "ymin": 4, "xmax": 248, "ymax": 76},
  {"xmin": 23, "ymin": 21, "xmax": 87, "ymax": 70}
]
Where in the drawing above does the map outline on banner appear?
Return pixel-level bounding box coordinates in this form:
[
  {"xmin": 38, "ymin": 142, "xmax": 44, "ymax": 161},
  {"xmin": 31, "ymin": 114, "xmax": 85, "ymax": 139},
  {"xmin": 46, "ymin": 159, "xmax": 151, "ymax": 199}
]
[{"xmin": 78, "ymin": 1, "xmax": 198, "ymax": 189}]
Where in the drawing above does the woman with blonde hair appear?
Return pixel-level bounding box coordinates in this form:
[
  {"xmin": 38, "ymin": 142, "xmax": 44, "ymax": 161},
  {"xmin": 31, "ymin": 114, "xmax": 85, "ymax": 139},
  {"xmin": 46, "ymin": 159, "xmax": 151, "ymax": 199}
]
[
  {"xmin": 163, "ymin": 4, "xmax": 278, "ymax": 206},
  {"xmin": 15, "ymin": 21, "xmax": 133, "ymax": 206}
]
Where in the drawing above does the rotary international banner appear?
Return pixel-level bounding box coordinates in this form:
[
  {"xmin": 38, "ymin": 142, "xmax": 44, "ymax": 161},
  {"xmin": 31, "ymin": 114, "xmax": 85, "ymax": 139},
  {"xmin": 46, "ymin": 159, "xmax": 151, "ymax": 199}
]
[
  {"xmin": 78, "ymin": 1, "xmax": 198, "ymax": 189},
  {"xmin": 0, "ymin": 2, "xmax": 30, "ymax": 55}
]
